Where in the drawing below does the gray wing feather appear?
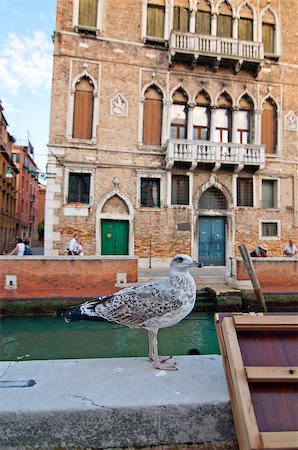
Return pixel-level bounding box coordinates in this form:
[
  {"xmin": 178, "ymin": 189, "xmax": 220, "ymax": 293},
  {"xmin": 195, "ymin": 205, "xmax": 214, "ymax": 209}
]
[{"xmin": 80, "ymin": 280, "xmax": 182, "ymax": 328}]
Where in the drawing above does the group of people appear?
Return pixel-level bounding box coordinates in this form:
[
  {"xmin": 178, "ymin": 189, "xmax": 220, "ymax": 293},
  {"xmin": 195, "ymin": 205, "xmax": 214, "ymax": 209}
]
[
  {"xmin": 67, "ymin": 234, "xmax": 84, "ymax": 256},
  {"xmin": 250, "ymin": 239, "xmax": 297, "ymax": 258},
  {"xmin": 1, "ymin": 237, "xmax": 33, "ymax": 256}
]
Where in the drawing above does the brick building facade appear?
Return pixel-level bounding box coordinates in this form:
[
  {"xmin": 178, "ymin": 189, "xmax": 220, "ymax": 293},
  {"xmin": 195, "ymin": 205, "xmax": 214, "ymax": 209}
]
[{"xmin": 46, "ymin": 0, "xmax": 298, "ymax": 265}]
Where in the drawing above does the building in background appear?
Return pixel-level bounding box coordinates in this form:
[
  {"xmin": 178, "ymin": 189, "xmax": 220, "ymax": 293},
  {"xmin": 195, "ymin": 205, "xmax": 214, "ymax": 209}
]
[
  {"xmin": 46, "ymin": 0, "xmax": 298, "ymax": 264},
  {"xmin": 38, "ymin": 182, "xmax": 46, "ymax": 243},
  {"xmin": 0, "ymin": 102, "xmax": 18, "ymax": 251},
  {"xmin": 12, "ymin": 142, "xmax": 40, "ymax": 246}
]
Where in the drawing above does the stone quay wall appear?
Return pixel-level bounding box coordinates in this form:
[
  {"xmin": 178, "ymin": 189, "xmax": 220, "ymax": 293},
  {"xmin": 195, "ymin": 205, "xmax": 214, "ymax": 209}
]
[{"xmin": 0, "ymin": 256, "xmax": 138, "ymax": 301}]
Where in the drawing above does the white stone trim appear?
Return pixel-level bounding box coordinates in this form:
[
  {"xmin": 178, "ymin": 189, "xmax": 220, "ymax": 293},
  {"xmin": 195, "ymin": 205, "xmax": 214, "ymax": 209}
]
[
  {"xmin": 260, "ymin": 176, "xmax": 280, "ymax": 210},
  {"xmin": 73, "ymin": 0, "xmax": 103, "ymax": 32},
  {"xmin": 63, "ymin": 163, "xmax": 96, "ymax": 208},
  {"xmin": 259, "ymin": 219, "xmax": 281, "ymax": 240},
  {"xmin": 136, "ymin": 170, "xmax": 166, "ymax": 208},
  {"xmin": 167, "ymin": 171, "xmax": 193, "ymax": 207},
  {"xmin": 96, "ymin": 185, "xmax": 135, "ymax": 256},
  {"xmin": 67, "ymin": 66, "xmax": 100, "ymax": 143}
]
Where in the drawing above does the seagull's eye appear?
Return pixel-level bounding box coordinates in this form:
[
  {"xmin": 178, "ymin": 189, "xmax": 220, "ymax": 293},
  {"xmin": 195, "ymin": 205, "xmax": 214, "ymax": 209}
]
[{"xmin": 175, "ymin": 257, "xmax": 184, "ymax": 263}]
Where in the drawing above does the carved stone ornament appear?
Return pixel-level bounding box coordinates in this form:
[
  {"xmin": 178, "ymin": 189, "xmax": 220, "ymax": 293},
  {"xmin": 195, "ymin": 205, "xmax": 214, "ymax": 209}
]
[
  {"xmin": 111, "ymin": 94, "xmax": 128, "ymax": 117},
  {"xmin": 284, "ymin": 111, "xmax": 298, "ymax": 132}
]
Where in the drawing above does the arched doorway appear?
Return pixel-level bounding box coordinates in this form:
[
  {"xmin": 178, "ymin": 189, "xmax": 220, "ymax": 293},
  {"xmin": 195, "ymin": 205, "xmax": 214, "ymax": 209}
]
[{"xmin": 198, "ymin": 187, "xmax": 227, "ymax": 265}]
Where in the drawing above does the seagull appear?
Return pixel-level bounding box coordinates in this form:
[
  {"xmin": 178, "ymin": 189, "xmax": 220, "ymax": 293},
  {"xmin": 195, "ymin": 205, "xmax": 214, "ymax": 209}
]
[{"xmin": 58, "ymin": 254, "xmax": 203, "ymax": 370}]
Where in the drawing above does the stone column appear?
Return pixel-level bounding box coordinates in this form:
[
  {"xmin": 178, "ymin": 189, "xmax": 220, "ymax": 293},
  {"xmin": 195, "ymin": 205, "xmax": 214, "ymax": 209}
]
[
  {"xmin": 232, "ymin": 108, "xmax": 239, "ymax": 143},
  {"xmin": 210, "ymin": 106, "xmax": 217, "ymax": 141},
  {"xmin": 211, "ymin": 13, "xmax": 217, "ymax": 36},
  {"xmin": 187, "ymin": 104, "xmax": 194, "ymax": 140}
]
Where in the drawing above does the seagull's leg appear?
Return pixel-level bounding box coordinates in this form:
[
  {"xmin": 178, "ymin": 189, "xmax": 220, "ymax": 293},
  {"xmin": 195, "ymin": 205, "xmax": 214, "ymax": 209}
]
[
  {"xmin": 148, "ymin": 331, "xmax": 154, "ymax": 361},
  {"xmin": 151, "ymin": 331, "xmax": 177, "ymax": 371}
]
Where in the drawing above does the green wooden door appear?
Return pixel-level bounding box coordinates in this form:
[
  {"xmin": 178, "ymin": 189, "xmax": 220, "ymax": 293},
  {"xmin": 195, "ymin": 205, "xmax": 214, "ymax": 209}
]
[{"xmin": 101, "ymin": 220, "xmax": 129, "ymax": 255}]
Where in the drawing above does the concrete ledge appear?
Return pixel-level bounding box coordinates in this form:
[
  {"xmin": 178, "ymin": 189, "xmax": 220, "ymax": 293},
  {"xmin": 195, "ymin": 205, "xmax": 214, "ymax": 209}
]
[{"xmin": 0, "ymin": 356, "xmax": 235, "ymax": 449}]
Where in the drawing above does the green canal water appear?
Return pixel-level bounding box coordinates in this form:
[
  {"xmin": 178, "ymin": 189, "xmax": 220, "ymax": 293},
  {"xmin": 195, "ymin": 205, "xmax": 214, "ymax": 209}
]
[{"xmin": 0, "ymin": 313, "xmax": 220, "ymax": 361}]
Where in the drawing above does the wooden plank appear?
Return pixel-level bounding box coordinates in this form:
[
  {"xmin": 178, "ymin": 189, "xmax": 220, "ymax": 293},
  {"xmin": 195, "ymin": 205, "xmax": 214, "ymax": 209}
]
[
  {"xmin": 214, "ymin": 314, "xmax": 251, "ymax": 449},
  {"xmin": 260, "ymin": 431, "xmax": 298, "ymax": 448},
  {"xmin": 222, "ymin": 317, "xmax": 262, "ymax": 449},
  {"xmin": 239, "ymin": 244, "xmax": 267, "ymax": 312},
  {"xmin": 233, "ymin": 315, "xmax": 298, "ymax": 330},
  {"xmin": 246, "ymin": 366, "xmax": 298, "ymax": 382}
]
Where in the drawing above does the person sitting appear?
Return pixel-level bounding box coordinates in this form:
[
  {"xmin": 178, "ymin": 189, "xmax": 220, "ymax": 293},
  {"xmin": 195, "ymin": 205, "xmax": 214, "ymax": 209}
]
[
  {"xmin": 283, "ymin": 239, "xmax": 297, "ymax": 257},
  {"xmin": 68, "ymin": 234, "xmax": 80, "ymax": 255},
  {"xmin": 23, "ymin": 239, "xmax": 33, "ymax": 255},
  {"xmin": 250, "ymin": 244, "xmax": 268, "ymax": 257},
  {"xmin": 9, "ymin": 238, "xmax": 25, "ymax": 256}
]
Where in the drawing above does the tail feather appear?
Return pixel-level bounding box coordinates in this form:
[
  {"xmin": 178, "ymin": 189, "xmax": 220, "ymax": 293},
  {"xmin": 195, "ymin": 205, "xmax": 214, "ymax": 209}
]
[{"xmin": 56, "ymin": 304, "xmax": 105, "ymax": 322}]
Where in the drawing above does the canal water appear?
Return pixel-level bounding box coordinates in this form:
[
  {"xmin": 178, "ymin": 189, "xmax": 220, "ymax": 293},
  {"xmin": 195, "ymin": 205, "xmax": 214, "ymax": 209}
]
[{"xmin": 0, "ymin": 313, "xmax": 219, "ymax": 361}]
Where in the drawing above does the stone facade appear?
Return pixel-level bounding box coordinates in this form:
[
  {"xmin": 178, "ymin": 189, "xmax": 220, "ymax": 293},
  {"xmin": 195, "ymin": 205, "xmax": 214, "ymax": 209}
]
[{"xmin": 46, "ymin": 0, "xmax": 298, "ymax": 264}]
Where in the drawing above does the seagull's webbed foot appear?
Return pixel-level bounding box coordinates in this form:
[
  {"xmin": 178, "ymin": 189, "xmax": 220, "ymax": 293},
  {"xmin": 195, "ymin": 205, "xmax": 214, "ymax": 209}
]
[{"xmin": 152, "ymin": 358, "xmax": 177, "ymax": 371}]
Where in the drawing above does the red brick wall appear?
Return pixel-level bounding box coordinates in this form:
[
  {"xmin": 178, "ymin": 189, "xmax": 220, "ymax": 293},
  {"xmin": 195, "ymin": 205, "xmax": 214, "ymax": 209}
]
[
  {"xmin": 236, "ymin": 258, "xmax": 298, "ymax": 293},
  {"xmin": 0, "ymin": 257, "xmax": 138, "ymax": 301}
]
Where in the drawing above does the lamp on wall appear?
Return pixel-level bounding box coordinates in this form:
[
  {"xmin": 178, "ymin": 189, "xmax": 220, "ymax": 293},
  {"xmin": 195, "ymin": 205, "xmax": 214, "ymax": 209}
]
[{"xmin": 5, "ymin": 167, "xmax": 13, "ymax": 179}]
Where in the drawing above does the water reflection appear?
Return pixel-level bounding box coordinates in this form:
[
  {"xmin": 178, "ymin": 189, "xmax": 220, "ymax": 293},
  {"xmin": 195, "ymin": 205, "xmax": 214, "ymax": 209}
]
[{"xmin": 0, "ymin": 313, "xmax": 220, "ymax": 361}]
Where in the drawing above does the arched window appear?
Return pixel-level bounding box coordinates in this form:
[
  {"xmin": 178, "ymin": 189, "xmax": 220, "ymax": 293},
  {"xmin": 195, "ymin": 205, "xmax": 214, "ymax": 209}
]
[
  {"xmin": 173, "ymin": 2, "xmax": 190, "ymax": 32},
  {"xmin": 73, "ymin": 76, "xmax": 94, "ymax": 140},
  {"xmin": 199, "ymin": 187, "xmax": 227, "ymax": 209},
  {"xmin": 143, "ymin": 86, "xmax": 163, "ymax": 145},
  {"xmin": 261, "ymin": 99, "xmax": 277, "ymax": 154},
  {"xmin": 196, "ymin": 0, "xmax": 211, "ymax": 35},
  {"xmin": 262, "ymin": 10, "xmax": 275, "ymax": 54},
  {"xmin": 215, "ymin": 93, "xmax": 232, "ymax": 143},
  {"xmin": 238, "ymin": 4, "xmax": 253, "ymax": 41},
  {"xmin": 79, "ymin": 0, "xmax": 98, "ymax": 29},
  {"xmin": 193, "ymin": 91, "xmax": 210, "ymax": 140},
  {"xmin": 146, "ymin": 1, "xmax": 165, "ymax": 38},
  {"xmin": 237, "ymin": 95, "xmax": 253, "ymax": 144},
  {"xmin": 217, "ymin": 2, "xmax": 233, "ymax": 38},
  {"xmin": 170, "ymin": 89, "xmax": 188, "ymax": 139}
]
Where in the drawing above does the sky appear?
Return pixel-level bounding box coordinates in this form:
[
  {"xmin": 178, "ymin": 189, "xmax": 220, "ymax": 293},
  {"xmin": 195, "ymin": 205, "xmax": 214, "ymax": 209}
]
[{"xmin": 0, "ymin": 0, "xmax": 57, "ymax": 174}]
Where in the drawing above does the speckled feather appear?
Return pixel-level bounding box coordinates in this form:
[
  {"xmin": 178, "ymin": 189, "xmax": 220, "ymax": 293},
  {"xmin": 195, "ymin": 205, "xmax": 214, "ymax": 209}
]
[{"xmin": 79, "ymin": 266, "xmax": 197, "ymax": 331}]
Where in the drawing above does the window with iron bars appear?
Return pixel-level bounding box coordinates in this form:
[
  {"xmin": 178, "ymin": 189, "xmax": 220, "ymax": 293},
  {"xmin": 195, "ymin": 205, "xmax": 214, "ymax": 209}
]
[
  {"xmin": 237, "ymin": 177, "xmax": 253, "ymax": 207},
  {"xmin": 261, "ymin": 222, "xmax": 278, "ymax": 237},
  {"xmin": 171, "ymin": 175, "xmax": 189, "ymax": 205}
]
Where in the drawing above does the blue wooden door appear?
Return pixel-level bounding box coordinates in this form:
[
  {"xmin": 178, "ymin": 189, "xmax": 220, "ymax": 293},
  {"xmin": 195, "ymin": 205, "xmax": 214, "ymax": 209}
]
[{"xmin": 199, "ymin": 217, "xmax": 226, "ymax": 265}]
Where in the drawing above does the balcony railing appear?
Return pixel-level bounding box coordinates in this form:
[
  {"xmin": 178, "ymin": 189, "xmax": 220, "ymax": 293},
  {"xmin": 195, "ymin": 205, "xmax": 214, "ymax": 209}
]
[
  {"xmin": 169, "ymin": 32, "xmax": 264, "ymax": 69},
  {"xmin": 165, "ymin": 139, "xmax": 265, "ymax": 171}
]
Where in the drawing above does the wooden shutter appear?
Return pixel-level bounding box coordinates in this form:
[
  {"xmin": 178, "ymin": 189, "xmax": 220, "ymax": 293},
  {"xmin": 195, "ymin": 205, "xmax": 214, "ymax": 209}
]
[
  {"xmin": 73, "ymin": 78, "xmax": 93, "ymax": 140},
  {"xmin": 173, "ymin": 7, "xmax": 189, "ymax": 32},
  {"xmin": 147, "ymin": 4, "xmax": 165, "ymax": 38},
  {"xmin": 196, "ymin": 11, "xmax": 211, "ymax": 35},
  {"xmin": 262, "ymin": 23, "xmax": 274, "ymax": 53},
  {"xmin": 79, "ymin": 0, "xmax": 97, "ymax": 28},
  {"xmin": 261, "ymin": 101, "xmax": 276, "ymax": 154},
  {"xmin": 239, "ymin": 18, "xmax": 253, "ymax": 41},
  {"xmin": 217, "ymin": 2, "xmax": 232, "ymax": 38},
  {"xmin": 143, "ymin": 88, "xmax": 162, "ymax": 145}
]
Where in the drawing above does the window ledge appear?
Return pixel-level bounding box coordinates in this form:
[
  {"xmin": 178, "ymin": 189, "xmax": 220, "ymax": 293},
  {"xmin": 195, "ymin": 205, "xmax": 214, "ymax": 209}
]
[
  {"xmin": 63, "ymin": 204, "xmax": 90, "ymax": 216},
  {"xmin": 138, "ymin": 207, "xmax": 163, "ymax": 211},
  {"xmin": 260, "ymin": 208, "xmax": 280, "ymax": 211},
  {"xmin": 168, "ymin": 205, "xmax": 191, "ymax": 209},
  {"xmin": 67, "ymin": 138, "xmax": 97, "ymax": 146}
]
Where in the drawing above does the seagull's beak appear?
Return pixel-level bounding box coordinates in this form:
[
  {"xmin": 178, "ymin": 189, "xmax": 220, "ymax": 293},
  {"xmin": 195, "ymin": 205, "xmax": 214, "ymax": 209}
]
[{"xmin": 192, "ymin": 260, "xmax": 204, "ymax": 268}]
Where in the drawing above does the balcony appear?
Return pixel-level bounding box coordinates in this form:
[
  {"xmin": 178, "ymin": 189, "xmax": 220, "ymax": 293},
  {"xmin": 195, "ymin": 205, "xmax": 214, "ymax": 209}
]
[
  {"xmin": 165, "ymin": 139, "xmax": 265, "ymax": 173},
  {"xmin": 169, "ymin": 32, "xmax": 264, "ymax": 74}
]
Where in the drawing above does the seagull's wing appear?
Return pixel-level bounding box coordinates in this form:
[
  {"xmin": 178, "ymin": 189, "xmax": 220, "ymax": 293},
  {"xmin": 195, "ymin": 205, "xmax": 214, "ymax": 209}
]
[{"xmin": 80, "ymin": 280, "xmax": 183, "ymax": 328}]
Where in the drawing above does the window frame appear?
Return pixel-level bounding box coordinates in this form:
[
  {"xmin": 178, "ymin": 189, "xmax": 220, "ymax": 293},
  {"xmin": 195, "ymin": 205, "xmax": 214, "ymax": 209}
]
[
  {"xmin": 171, "ymin": 174, "xmax": 190, "ymax": 206},
  {"xmin": 68, "ymin": 172, "xmax": 91, "ymax": 204},
  {"xmin": 261, "ymin": 178, "xmax": 279, "ymax": 209},
  {"xmin": 236, "ymin": 177, "xmax": 254, "ymax": 207},
  {"xmin": 73, "ymin": 0, "xmax": 103, "ymax": 33},
  {"xmin": 140, "ymin": 177, "xmax": 161, "ymax": 208},
  {"xmin": 259, "ymin": 220, "xmax": 280, "ymax": 240}
]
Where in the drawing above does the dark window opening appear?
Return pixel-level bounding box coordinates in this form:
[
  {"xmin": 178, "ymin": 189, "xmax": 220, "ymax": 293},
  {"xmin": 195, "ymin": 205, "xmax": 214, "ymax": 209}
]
[
  {"xmin": 68, "ymin": 173, "xmax": 91, "ymax": 204},
  {"xmin": 237, "ymin": 178, "xmax": 253, "ymax": 206},
  {"xmin": 199, "ymin": 187, "xmax": 227, "ymax": 209},
  {"xmin": 141, "ymin": 178, "xmax": 160, "ymax": 208}
]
